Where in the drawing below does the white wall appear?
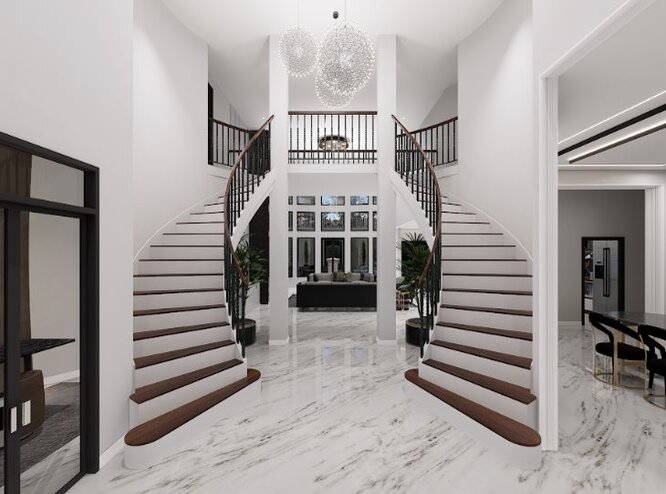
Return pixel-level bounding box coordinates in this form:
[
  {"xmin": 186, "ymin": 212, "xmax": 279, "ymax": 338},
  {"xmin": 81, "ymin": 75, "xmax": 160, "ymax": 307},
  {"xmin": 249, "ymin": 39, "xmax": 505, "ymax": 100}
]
[
  {"xmin": 420, "ymin": 84, "xmax": 458, "ymax": 128},
  {"xmin": 133, "ymin": 0, "xmax": 225, "ymax": 254},
  {"xmin": 0, "ymin": 0, "xmax": 134, "ymax": 453},
  {"xmin": 453, "ymin": 0, "xmax": 535, "ymax": 250},
  {"xmin": 209, "ymin": 77, "xmax": 246, "ymax": 128},
  {"xmin": 558, "ymin": 190, "xmax": 645, "ymax": 321}
]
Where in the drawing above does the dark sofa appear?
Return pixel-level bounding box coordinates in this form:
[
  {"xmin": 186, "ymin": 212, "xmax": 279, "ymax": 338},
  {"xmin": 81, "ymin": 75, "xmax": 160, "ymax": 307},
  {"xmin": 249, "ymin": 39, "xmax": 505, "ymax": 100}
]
[{"xmin": 297, "ymin": 272, "xmax": 376, "ymax": 308}]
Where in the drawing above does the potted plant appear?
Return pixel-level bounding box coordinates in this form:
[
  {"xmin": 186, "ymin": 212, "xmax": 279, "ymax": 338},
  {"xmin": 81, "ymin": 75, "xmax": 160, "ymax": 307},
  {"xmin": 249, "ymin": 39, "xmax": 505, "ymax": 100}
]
[
  {"xmin": 234, "ymin": 234, "xmax": 267, "ymax": 346},
  {"xmin": 399, "ymin": 233, "xmax": 432, "ymax": 347}
]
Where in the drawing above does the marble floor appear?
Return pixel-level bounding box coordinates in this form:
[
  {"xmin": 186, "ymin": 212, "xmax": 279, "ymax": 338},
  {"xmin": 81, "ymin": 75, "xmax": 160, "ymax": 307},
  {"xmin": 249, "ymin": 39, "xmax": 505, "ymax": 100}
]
[{"xmin": 71, "ymin": 309, "xmax": 666, "ymax": 494}]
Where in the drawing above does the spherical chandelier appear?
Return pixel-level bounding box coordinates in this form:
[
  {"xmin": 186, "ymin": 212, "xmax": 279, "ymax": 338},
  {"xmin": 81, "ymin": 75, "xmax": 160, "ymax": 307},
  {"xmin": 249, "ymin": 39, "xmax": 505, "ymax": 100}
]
[
  {"xmin": 315, "ymin": 73, "xmax": 353, "ymax": 109},
  {"xmin": 317, "ymin": 22, "xmax": 375, "ymax": 97},
  {"xmin": 280, "ymin": 26, "xmax": 317, "ymax": 78}
]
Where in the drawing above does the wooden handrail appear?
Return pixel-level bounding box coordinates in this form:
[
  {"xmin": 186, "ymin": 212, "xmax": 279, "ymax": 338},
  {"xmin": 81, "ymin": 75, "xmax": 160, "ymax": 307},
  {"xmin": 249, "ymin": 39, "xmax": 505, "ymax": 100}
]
[
  {"xmin": 288, "ymin": 110, "xmax": 377, "ymax": 116},
  {"xmin": 408, "ymin": 116, "xmax": 458, "ymax": 135},
  {"xmin": 208, "ymin": 117, "xmax": 253, "ymax": 134},
  {"xmin": 392, "ymin": 115, "xmax": 442, "ymax": 288},
  {"xmin": 223, "ymin": 115, "xmax": 274, "ymax": 288}
]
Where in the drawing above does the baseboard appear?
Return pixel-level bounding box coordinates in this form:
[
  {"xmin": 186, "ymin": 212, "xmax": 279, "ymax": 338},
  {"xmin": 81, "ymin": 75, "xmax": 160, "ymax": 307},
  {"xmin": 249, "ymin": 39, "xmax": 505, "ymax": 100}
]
[
  {"xmin": 269, "ymin": 336, "xmax": 290, "ymax": 346},
  {"xmin": 376, "ymin": 337, "xmax": 397, "ymax": 346},
  {"xmin": 559, "ymin": 320, "xmax": 584, "ymax": 329},
  {"xmin": 99, "ymin": 436, "xmax": 124, "ymax": 469},
  {"xmin": 44, "ymin": 370, "xmax": 80, "ymax": 388}
]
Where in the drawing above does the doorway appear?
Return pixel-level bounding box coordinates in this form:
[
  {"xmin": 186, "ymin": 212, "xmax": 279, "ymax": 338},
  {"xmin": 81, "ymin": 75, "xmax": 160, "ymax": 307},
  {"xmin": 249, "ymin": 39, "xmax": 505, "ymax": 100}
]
[{"xmin": 581, "ymin": 237, "xmax": 625, "ymax": 323}]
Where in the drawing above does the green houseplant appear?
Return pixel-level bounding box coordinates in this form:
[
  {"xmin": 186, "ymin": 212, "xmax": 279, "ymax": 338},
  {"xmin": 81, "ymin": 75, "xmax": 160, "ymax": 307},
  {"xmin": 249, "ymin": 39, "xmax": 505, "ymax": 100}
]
[
  {"xmin": 234, "ymin": 234, "xmax": 267, "ymax": 346},
  {"xmin": 399, "ymin": 233, "xmax": 432, "ymax": 346}
]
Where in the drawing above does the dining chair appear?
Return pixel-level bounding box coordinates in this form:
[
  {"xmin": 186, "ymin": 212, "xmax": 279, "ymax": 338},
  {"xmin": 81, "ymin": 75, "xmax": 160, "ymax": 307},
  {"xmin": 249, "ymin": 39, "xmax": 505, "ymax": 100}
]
[
  {"xmin": 588, "ymin": 311, "xmax": 645, "ymax": 387},
  {"xmin": 638, "ymin": 324, "xmax": 666, "ymax": 408}
]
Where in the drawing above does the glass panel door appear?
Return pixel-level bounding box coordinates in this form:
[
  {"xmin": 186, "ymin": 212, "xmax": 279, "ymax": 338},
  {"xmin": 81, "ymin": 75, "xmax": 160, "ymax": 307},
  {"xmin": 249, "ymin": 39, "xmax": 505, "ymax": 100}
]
[
  {"xmin": 1, "ymin": 208, "xmax": 6, "ymax": 490},
  {"xmin": 321, "ymin": 238, "xmax": 344, "ymax": 273}
]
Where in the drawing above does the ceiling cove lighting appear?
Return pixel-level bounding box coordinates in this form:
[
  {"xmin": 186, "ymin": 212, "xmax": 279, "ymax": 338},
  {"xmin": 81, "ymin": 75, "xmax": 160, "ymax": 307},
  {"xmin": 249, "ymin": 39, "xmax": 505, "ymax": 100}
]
[
  {"xmin": 568, "ymin": 120, "xmax": 666, "ymax": 163},
  {"xmin": 279, "ymin": 1, "xmax": 317, "ymax": 78}
]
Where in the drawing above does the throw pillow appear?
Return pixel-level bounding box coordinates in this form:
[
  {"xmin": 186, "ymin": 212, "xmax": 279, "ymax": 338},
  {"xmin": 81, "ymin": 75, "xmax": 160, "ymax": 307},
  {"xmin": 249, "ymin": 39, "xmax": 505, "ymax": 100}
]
[{"xmin": 333, "ymin": 271, "xmax": 347, "ymax": 282}]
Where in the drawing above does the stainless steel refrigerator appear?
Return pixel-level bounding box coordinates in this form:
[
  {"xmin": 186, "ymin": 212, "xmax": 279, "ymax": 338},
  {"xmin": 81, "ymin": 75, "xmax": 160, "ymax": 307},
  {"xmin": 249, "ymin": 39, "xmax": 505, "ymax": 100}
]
[{"xmin": 591, "ymin": 239, "xmax": 622, "ymax": 313}]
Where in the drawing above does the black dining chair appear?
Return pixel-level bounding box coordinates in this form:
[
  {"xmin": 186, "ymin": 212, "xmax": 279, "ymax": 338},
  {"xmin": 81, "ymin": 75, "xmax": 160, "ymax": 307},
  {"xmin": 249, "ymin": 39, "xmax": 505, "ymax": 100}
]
[
  {"xmin": 588, "ymin": 311, "xmax": 645, "ymax": 387},
  {"xmin": 638, "ymin": 324, "xmax": 666, "ymax": 408}
]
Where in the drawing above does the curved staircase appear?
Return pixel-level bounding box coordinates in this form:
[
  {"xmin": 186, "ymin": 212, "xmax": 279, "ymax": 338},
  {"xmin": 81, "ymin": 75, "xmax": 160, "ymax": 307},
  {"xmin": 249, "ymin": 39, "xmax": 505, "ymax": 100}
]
[{"xmin": 395, "ymin": 117, "xmax": 541, "ymax": 468}]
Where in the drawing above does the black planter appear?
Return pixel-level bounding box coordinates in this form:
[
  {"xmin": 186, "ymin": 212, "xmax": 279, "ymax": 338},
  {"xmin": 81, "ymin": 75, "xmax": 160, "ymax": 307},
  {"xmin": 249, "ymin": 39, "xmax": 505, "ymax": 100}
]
[
  {"xmin": 405, "ymin": 317, "xmax": 429, "ymax": 347},
  {"xmin": 238, "ymin": 318, "xmax": 257, "ymax": 346}
]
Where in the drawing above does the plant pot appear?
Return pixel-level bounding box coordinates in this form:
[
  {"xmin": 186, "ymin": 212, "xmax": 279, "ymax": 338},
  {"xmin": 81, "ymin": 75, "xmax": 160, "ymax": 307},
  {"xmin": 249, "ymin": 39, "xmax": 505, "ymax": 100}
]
[
  {"xmin": 238, "ymin": 318, "xmax": 257, "ymax": 347},
  {"xmin": 405, "ymin": 317, "xmax": 430, "ymax": 347}
]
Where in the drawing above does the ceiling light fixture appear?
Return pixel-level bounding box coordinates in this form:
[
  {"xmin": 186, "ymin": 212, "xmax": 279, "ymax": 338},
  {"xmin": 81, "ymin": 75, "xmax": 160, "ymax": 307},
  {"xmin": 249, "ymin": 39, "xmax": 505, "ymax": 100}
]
[
  {"xmin": 279, "ymin": 0, "xmax": 317, "ymax": 78},
  {"xmin": 315, "ymin": 73, "xmax": 353, "ymax": 109}
]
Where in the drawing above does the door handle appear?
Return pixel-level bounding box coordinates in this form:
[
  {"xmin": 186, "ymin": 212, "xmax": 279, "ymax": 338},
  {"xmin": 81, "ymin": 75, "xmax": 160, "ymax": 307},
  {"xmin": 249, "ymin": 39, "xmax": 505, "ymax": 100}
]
[
  {"xmin": 603, "ymin": 248, "xmax": 610, "ymax": 297},
  {"xmin": 10, "ymin": 406, "xmax": 17, "ymax": 433}
]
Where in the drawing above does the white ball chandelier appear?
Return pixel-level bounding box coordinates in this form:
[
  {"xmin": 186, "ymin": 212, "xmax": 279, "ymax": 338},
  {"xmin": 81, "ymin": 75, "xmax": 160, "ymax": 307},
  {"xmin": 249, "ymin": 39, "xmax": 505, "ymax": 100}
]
[
  {"xmin": 315, "ymin": 73, "xmax": 353, "ymax": 109},
  {"xmin": 280, "ymin": 26, "xmax": 317, "ymax": 78}
]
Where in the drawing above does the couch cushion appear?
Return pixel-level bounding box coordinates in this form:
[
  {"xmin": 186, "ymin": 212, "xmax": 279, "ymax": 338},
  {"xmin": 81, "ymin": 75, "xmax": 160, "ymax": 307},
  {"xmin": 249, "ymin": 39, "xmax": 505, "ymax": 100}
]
[
  {"xmin": 333, "ymin": 272, "xmax": 347, "ymax": 282},
  {"xmin": 315, "ymin": 273, "xmax": 334, "ymax": 282},
  {"xmin": 350, "ymin": 273, "xmax": 362, "ymax": 281}
]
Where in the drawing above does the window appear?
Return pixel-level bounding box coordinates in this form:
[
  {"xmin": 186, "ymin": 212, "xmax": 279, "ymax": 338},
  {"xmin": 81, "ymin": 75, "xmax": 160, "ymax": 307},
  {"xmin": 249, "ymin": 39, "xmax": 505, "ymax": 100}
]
[
  {"xmin": 288, "ymin": 195, "xmax": 293, "ymax": 205},
  {"xmin": 321, "ymin": 195, "xmax": 345, "ymax": 206},
  {"xmin": 288, "ymin": 211, "xmax": 293, "ymax": 231},
  {"xmin": 296, "ymin": 195, "xmax": 316, "ymax": 205},
  {"xmin": 321, "ymin": 211, "xmax": 344, "ymax": 231},
  {"xmin": 351, "ymin": 212, "xmax": 369, "ymax": 231},
  {"xmin": 297, "ymin": 238, "xmax": 315, "ymax": 277},
  {"xmin": 373, "ymin": 237, "xmax": 377, "ymax": 273},
  {"xmin": 372, "ymin": 195, "xmax": 377, "ymax": 205},
  {"xmin": 351, "ymin": 238, "xmax": 369, "ymax": 273},
  {"xmin": 297, "ymin": 211, "xmax": 315, "ymax": 231},
  {"xmin": 288, "ymin": 237, "xmax": 293, "ymax": 277},
  {"xmin": 321, "ymin": 238, "xmax": 345, "ymax": 272},
  {"xmin": 350, "ymin": 195, "xmax": 369, "ymax": 205},
  {"xmin": 372, "ymin": 211, "xmax": 377, "ymax": 231}
]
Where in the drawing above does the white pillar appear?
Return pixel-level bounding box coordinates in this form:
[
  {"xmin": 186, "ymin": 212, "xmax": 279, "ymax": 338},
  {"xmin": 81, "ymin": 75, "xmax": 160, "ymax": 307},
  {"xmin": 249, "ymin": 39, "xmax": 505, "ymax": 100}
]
[
  {"xmin": 376, "ymin": 35, "xmax": 397, "ymax": 344},
  {"xmin": 268, "ymin": 34, "xmax": 290, "ymax": 345}
]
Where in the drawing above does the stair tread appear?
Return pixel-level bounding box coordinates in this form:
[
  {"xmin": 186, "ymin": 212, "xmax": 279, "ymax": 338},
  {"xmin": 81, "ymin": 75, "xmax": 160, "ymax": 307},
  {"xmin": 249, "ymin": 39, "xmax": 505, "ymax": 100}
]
[
  {"xmin": 177, "ymin": 221, "xmax": 224, "ymax": 224},
  {"xmin": 134, "ymin": 321, "xmax": 230, "ymax": 341},
  {"xmin": 133, "ymin": 273, "xmax": 223, "ymax": 278},
  {"xmin": 443, "ymin": 221, "xmax": 490, "ymax": 224},
  {"xmin": 134, "ymin": 303, "xmax": 225, "ymax": 317},
  {"xmin": 130, "ymin": 359, "xmax": 244, "ymax": 404},
  {"xmin": 134, "ymin": 288, "xmax": 223, "ymax": 296},
  {"xmin": 436, "ymin": 321, "xmax": 532, "ymax": 341},
  {"xmin": 404, "ymin": 369, "xmax": 541, "ymax": 447},
  {"xmin": 431, "ymin": 340, "xmax": 532, "ymax": 369},
  {"xmin": 422, "ymin": 359, "xmax": 536, "ymax": 404},
  {"xmin": 125, "ymin": 369, "xmax": 260, "ymax": 446},
  {"xmin": 443, "ymin": 211, "xmax": 475, "ymax": 215},
  {"xmin": 441, "ymin": 303, "xmax": 532, "ymax": 317},
  {"xmin": 134, "ymin": 340, "xmax": 235, "ymax": 369},
  {"xmin": 442, "ymin": 272, "xmax": 532, "ymax": 278},
  {"xmin": 442, "ymin": 287, "xmax": 532, "ymax": 296},
  {"xmin": 163, "ymin": 233, "xmax": 223, "ymax": 236}
]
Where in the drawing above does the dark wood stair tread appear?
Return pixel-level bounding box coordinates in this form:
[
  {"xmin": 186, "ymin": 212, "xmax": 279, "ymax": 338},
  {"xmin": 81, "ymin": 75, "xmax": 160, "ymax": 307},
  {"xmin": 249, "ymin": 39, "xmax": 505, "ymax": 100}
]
[
  {"xmin": 134, "ymin": 288, "xmax": 223, "ymax": 296},
  {"xmin": 442, "ymin": 272, "xmax": 532, "ymax": 277},
  {"xmin": 431, "ymin": 340, "xmax": 532, "ymax": 369},
  {"xmin": 130, "ymin": 359, "xmax": 243, "ymax": 404},
  {"xmin": 125, "ymin": 369, "xmax": 260, "ymax": 446},
  {"xmin": 436, "ymin": 321, "xmax": 532, "ymax": 341},
  {"xmin": 134, "ymin": 303, "xmax": 225, "ymax": 317},
  {"xmin": 440, "ymin": 303, "xmax": 532, "ymax": 317},
  {"xmin": 404, "ymin": 369, "xmax": 540, "ymax": 447},
  {"xmin": 134, "ymin": 340, "xmax": 235, "ymax": 369},
  {"xmin": 442, "ymin": 288, "xmax": 531, "ymax": 296},
  {"xmin": 134, "ymin": 321, "xmax": 229, "ymax": 341},
  {"xmin": 422, "ymin": 359, "xmax": 536, "ymax": 404}
]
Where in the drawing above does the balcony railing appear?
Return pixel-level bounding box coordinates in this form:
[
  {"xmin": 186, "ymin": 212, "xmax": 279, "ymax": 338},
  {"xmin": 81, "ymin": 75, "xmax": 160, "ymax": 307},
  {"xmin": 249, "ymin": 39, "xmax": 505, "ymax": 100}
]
[
  {"xmin": 399, "ymin": 116, "xmax": 458, "ymax": 167},
  {"xmin": 288, "ymin": 111, "xmax": 377, "ymax": 164},
  {"xmin": 209, "ymin": 118, "xmax": 252, "ymax": 167}
]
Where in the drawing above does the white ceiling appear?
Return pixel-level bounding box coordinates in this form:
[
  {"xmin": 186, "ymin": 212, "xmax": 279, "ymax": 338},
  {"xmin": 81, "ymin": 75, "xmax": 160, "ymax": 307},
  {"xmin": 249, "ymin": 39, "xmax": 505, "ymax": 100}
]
[{"xmin": 162, "ymin": 0, "xmax": 502, "ymax": 127}]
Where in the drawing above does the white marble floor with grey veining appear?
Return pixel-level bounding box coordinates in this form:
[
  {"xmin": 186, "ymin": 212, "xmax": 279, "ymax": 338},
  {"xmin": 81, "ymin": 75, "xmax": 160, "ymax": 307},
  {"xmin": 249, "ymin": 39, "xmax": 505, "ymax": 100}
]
[{"xmin": 71, "ymin": 311, "xmax": 666, "ymax": 494}]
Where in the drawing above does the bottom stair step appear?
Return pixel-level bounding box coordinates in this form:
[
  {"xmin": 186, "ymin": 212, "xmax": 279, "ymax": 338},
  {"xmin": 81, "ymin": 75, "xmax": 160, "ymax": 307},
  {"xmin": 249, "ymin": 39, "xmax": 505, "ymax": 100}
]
[
  {"xmin": 404, "ymin": 369, "xmax": 540, "ymax": 448},
  {"xmin": 124, "ymin": 369, "xmax": 261, "ymax": 469}
]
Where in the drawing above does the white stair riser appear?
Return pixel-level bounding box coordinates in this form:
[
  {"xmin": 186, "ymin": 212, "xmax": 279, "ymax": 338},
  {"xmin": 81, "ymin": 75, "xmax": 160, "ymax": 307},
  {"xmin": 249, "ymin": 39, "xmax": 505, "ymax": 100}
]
[
  {"xmin": 134, "ymin": 326, "xmax": 233, "ymax": 357},
  {"xmin": 419, "ymin": 362, "xmax": 537, "ymax": 428},
  {"xmin": 442, "ymin": 222, "xmax": 492, "ymax": 234},
  {"xmin": 137, "ymin": 260, "xmax": 224, "ymax": 275},
  {"xmin": 148, "ymin": 246, "xmax": 223, "ymax": 259},
  {"xmin": 202, "ymin": 203, "xmax": 224, "ymax": 213},
  {"xmin": 429, "ymin": 345, "xmax": 531, "ymax": 388},
  {"xmin": 134, "ymin": 344, "xmax": 237, "ymax": 387},
  {"xmin": 439, "ymin": 307, "xmax": 532, "ymax": 332},
  {"xmin": 188, "ymin": 212, "xmax": 224, "ymax": 222},
  {"xmin": 130, "ymin": 362, "xmax": 246, "ymax": 427},
  {"xmin": 159, "ymin": 233, "xmax": 224, "ymax": 245},
  {"xmin": 442, "ymin": 291, "xmax": 532, "ymax": 311},
  {"xmin": 442, "ymin": 246, "xmax": 516, "ymax": 259},
  {"xmin": 134, "ymin": 307, "xmax": 227, "ymax": 331},
  {"xmin": 133, "ymin": 291, "xmax": 224, "ymax": 311},
  {"xmin": 133, "ymin": 275, "xmax": 224, "ymax": 291},
  {"xmin": 442, "ymin": 274, "xmax": 532, "ymax": 291},
  {"xmin": 442, "ymin": 260, "xmax": 527, "ymax": 275},
  {"xmin": 441, "ymin": 234, "xmax": 507, "ymax": 246},
  {"xmin": 124, "ymin": 379, "xmax": 261, "ymax": 470},
  {"xmin": 434, "ymin": 325, "xmax": 532, "ymax": 357},
  {"xmin": 175, "ymin": 222, "xmax": 223, "ymax": 234},
  {"xmin": 442, "ymin": 212, "xmax": 478, "ymax": 222},
  {"xmin": 441, "ymin": 203, "xmax": 464, "ymax": 212}
]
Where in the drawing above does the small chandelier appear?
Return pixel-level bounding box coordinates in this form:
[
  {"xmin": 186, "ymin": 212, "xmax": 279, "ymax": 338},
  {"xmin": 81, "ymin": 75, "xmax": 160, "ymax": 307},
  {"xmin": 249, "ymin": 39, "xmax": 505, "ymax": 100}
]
[
  {"xmin": 315, "ymin": 73, "xmax": 353, "ymax": 109},
  {"xmin": 317, "ymin": 17, "xmax": 375, "ymax": 97},
  {"xmin": 279, "ymin": 1, "xmax": 317, "ymax": 78}
]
